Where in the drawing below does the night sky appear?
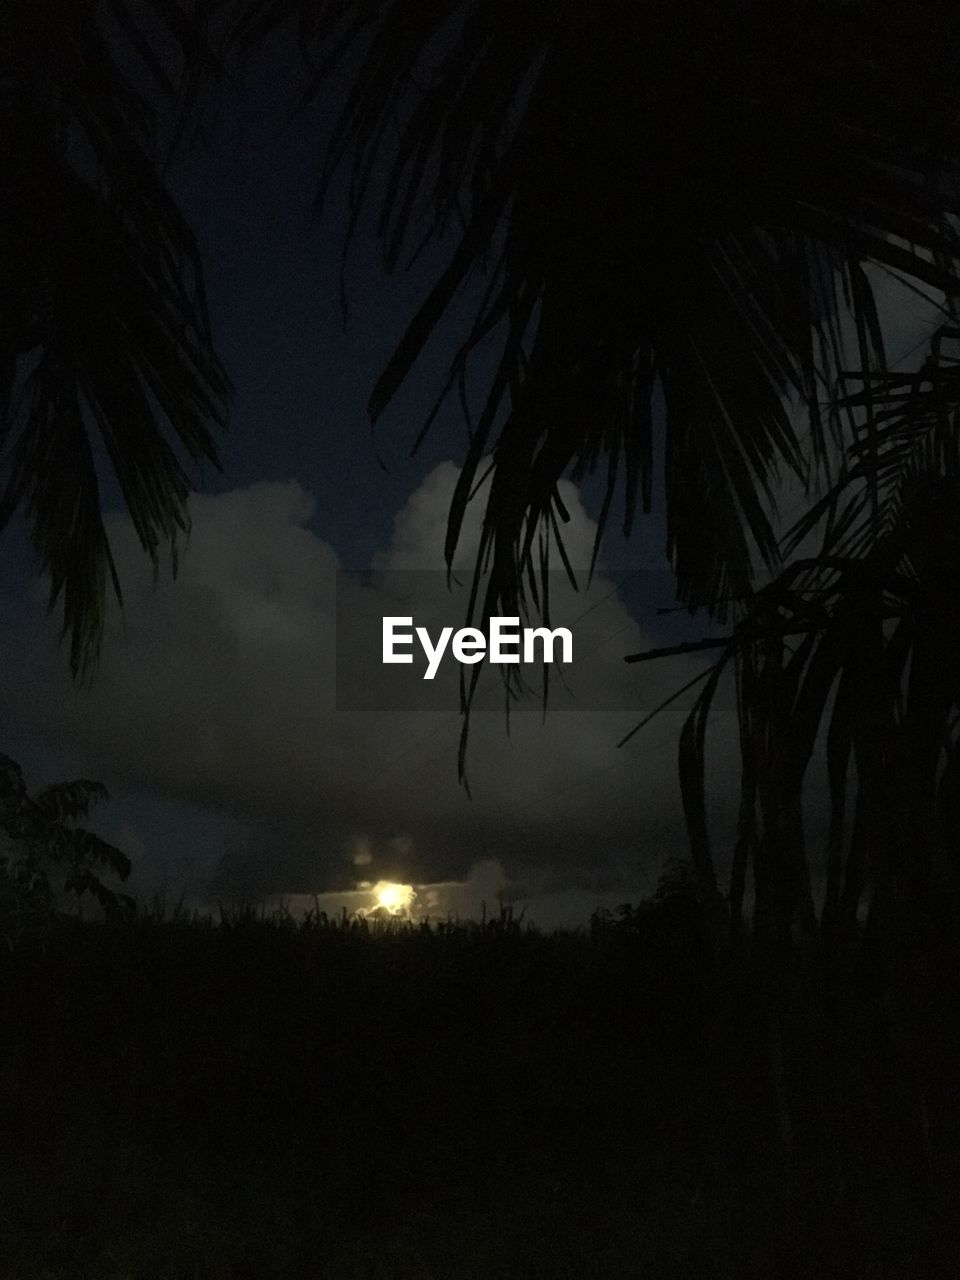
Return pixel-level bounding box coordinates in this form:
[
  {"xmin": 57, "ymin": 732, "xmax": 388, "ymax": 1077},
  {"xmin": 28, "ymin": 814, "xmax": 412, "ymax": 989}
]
[{"xmin": 0, "ymin": 30, "xmax": 945, "ymax": 927}]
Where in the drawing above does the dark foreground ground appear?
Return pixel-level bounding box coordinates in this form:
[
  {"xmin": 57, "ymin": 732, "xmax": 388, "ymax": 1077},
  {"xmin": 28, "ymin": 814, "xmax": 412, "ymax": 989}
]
[{"xmin": 1, "ymin": 894, "xmax": 959, "ymax": 1279}]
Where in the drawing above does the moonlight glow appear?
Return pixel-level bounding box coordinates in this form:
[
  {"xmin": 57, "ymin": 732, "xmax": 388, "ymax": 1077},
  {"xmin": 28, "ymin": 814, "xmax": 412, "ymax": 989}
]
[{"xmin": 373, "ymin": 881, "xmax": 416, "ymax": 915}]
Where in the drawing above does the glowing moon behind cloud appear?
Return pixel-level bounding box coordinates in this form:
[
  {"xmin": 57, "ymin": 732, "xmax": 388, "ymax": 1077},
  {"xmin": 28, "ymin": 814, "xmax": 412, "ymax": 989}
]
[{"xmin": 372, "ymin": 881, "xmax": 416, "ymax": 915}]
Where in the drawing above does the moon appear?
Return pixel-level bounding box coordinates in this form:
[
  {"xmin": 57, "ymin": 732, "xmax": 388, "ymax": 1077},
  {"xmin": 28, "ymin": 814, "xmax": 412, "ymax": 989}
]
[{"xmin": 373, "ymin": 881, "xmax": 416, "ymax": 915}]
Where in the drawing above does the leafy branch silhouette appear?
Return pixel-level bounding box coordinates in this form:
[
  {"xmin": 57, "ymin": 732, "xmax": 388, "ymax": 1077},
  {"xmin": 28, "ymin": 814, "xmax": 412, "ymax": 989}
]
[{"xmin": 0, "ymin": 751, "xmax": 134, "ymax": 940}]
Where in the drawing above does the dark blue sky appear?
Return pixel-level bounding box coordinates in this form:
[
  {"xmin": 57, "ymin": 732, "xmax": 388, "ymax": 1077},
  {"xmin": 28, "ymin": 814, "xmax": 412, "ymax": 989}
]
[{"xmin": 168, "ymin": 34, "xmax": 676, "ymax": 583}]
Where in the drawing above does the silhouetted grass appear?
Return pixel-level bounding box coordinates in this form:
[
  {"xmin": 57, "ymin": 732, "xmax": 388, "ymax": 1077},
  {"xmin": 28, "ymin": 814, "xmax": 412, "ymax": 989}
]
[{"xmin": 1, "ymin": 896, "xmax": 958, "ymax": 1278}]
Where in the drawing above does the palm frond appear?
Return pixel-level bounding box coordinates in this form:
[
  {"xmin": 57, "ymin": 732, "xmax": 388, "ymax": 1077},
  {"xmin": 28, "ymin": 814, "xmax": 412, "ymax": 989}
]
[
  {"xmin": 0, "ymin": 751, "xmax": 133, "ymax": 926},
  {"xmin": 32, "ymin": 779, "xmax": 109, "ymax": 824},
  {"xmin": 65, "ymin": 829, "xmax": 132, "ymax": 882},
  {"xmin": 784, "ymin": 327, "xmax": 960, "ymax": 564},
  {"xmin": 678, "ymin": 477, "xmax": 960, "ymax": 941},
  {"xmin": 0, "ymin": 0, "xmax": 230, "ymax": 676},
  {"xmin": 0, "ymin": 754, "xmax": 27, "ymax": 806},
  {"xmin": 226, "ymin": 0, "xmax": 960, "ymax": 626}
]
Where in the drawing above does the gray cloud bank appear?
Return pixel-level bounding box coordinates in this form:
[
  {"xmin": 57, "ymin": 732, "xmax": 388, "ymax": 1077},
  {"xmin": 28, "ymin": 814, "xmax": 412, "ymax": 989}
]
[{"xmin": 0, "ymin": 464, "xmax": 732, "ymax": 909}]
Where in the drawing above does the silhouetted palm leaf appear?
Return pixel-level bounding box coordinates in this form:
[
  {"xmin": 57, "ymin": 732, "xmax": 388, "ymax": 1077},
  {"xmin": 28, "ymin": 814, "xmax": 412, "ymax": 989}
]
[
  {"xmin": 671, "ymin": 493, "xmax": 960, "ymax": 941},
  {"xmin": 64, "ymin": 828, "xmax": 132, "ymax": 882},
  {"xmin": 33, "ymin": 779, "xmax": 109, "ymax": 824},
  {"xmin": 784, "ymin": 329, "xmax": 960, "ymax": 565},
  {"xmin": 227, "ymin": 0, "xmax": 960, "ymax": 625},
  {"xmin": 1, "ymin": 0, "xmax": 229, "ymax": 675},
  {"xmin": 0, "ymin": 753, "xmax": 27, "ymax": 806},
  {"xmin": 0, "ymin": 751, "xmax": 132, "ymax": 924},
  {"xmin": 615, "ymin": 316, "xmax": 960, "ymax": 944}
]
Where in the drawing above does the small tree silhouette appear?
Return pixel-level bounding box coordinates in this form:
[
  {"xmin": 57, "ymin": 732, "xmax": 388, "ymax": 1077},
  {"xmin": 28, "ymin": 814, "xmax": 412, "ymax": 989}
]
[{"xmin": 0, "ymin": 752, "xmax": 134, "ymax": 935}]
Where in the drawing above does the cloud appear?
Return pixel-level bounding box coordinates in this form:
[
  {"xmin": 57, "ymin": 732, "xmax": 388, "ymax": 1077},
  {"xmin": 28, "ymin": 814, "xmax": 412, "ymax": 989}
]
[
  {"xmin": 265, "ymin": 857, "xmax": 645, "ymax": 932},
  {"xmin": 2, "ymin": 268, "xmax": 938, "ymax": 919},
  {"xmin": 0, "ymin": 467, "xmax": 726, "ymax": 902}
]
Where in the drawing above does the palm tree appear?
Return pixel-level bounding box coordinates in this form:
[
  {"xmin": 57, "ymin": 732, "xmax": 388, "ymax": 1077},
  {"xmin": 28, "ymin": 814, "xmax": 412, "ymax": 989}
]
[
  {"xmin": 0, "ymin": 751, "xmax": 133, "ymax": 927},
  {"xmin": 226, "ymin": 0, "xmax": 960, "ymax": 632},
  {"xmin": 634, "ymin": 326, "xmax": 960, "ymax": 946},
  {"xmin": 611, "ymin": 327, "xmax": 960, "ymax": 1196},
  {"xmin": 1, "ymin": 0, "xmax": 229, "ymax": 676}
]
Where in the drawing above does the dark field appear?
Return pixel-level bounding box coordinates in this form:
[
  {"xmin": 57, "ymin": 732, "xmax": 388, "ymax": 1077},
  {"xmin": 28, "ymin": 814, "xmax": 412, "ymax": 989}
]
[{"xmin": 1, "ymin": 895, "xmax": 959, "ymax": 1279}]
